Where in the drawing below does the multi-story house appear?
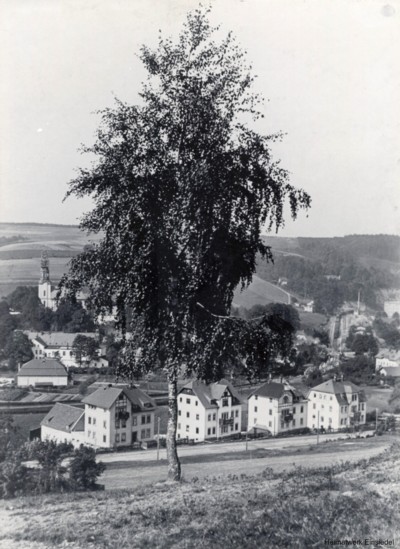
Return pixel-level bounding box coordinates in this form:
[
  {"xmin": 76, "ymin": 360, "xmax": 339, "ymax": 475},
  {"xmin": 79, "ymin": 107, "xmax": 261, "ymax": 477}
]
[
  {"xmin": 247, "ymin": 381, "xmax": 308, "ymax": 435},
  {"xmin": 41, "ymin": 385, "xmax": 156, "ymax": 449},
  {"xmin": 176, "ymin": 379, "xmax": 242, "ymax": 442},
  {"xmin": 307, "ymin": 379, "xmax": 366, "ymax": 430},
  {"xmin": 82, "ymin": 385, "xmax": 156, "ymax": 448}
]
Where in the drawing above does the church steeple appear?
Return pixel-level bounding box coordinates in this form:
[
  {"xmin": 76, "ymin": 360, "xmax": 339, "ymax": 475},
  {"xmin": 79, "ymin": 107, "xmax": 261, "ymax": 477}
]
[{"xmin": 40, "ymin": 251, "xmax": 50, "ymax": 283}]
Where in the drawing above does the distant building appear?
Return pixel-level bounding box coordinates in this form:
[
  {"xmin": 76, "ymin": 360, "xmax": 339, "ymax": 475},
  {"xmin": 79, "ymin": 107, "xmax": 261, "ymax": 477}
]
[
  {"xmin": 308, "ymin": 379, "xmax": 366, "ymax": 430},
  {"xmin": 81, "ymin": 385, "xmax": 156, "ymax": 448},
  {"xmin": 384, "ymin": 300, "xmax": 400, "ymax": 318},
  {"xmin": 278, "ymin": 277, "xmax": 288, "ymax": 287},
  {"xmin": 41, "ymin": 403, "xmax": 85, "ymax": 447},
  {"xmin": 325, "ymin": 275, "xmax": 341, "ymax": 281},
  {"xmin": 177, "ymin": 379, "xmax": 242, "ymax": 442},
  {"xmin": 17, "ymin": 358, "xmax": 68, "ymax": 387},
  {"xmin": 38, "ymin": 252, "xmax": 88, "ymax": 311},
  {"xmin": 303, "ymin": 300, "xmax": 314, "ymax": 313},
  {"xmin": 376, "ymin": 357, "xmax": 399, "ymax": 371},
  {"xmin": 247, "ymin": 381, "xmax": 308, "ymax": 436},
  {"xmin": 25, "ymin": 331, "xmax": 104, "ymax": 369}
]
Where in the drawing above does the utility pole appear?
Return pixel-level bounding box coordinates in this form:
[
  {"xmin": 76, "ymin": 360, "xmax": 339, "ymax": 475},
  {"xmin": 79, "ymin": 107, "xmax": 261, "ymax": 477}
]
[
  {"xmin": 375, "ymin": 408, "xmax": 378, "ymax": 433},
  {"xmin": 317, "ymin": 411, "xmax": 320, "ymax": 445},
  {"xmin": 156, "ymin": 416, "xmax": 161, "ymax": 461}
]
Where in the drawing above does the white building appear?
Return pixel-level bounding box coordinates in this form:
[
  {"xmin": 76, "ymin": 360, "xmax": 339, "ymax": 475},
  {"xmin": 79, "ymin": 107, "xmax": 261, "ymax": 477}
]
[
  {"xmin": 81, "ymin": 385, "xmax": 156, "ymax": 448},
  {"xmin": 375, "ymin": 357, "xmax": 399, "ymax": 371},
  {"xmin": 247, "ymin": 381, "xmax": 308, "ymax": 436},
  {"xmin": 384, "ymin": 300, "xmax": 400, "ymax": 318},
  {"xmin": 25, "ymin": 331, "xmax": 105, "ymax": 369},
  {"xmin": 41, "ymin": 403, "xmax": 85, "ymax": 447},
  {"xmin": 379, "ymin": 366, "xmax": 400, "ymax": 378},
  {"xmin": 307, "ymin": 379, "xmax": 366, "ymax": 430},
  {"xmin": 177, "ymin": 379, "xmax": 242, "ymax": 442},
  {"xmin": 17, "ymin": 358, "xmax": 68, "ymax": 387}
]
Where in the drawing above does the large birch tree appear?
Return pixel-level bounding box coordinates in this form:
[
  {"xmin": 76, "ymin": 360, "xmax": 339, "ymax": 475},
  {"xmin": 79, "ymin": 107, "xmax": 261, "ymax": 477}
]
[{"xmin": 61, "ymin": 7, "xmax": 310, "ymax": 480}]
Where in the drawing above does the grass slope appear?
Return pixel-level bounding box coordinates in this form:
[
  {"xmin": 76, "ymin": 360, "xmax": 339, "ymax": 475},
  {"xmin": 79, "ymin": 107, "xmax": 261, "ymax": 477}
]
[
  {"xmin": 233, "ymin": 275, "xmax": 289, "ymax": 308},
  {"xmin": 0, "ymin": 441, "xmax": 399, "ymax": 548}
]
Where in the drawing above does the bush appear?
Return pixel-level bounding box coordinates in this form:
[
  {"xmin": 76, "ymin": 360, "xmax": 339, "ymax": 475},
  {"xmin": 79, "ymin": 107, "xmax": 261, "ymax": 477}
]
[{"xmin": 69, "ymin": 446, "xmax": 105, "ymax": 490}]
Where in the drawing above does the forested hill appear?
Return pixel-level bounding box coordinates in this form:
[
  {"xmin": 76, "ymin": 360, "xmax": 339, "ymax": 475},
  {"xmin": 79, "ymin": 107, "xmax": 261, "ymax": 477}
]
[{"xmin": 255, "ymin": 234, "xmax": 400, "ymax": 314}]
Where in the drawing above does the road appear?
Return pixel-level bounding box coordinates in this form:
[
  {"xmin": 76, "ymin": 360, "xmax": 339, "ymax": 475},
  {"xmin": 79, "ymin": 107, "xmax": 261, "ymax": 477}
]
[
  {"xmin": 100, "ymin": 435, "xmax": 387, "ymax": 490},
  {"xmin": 97, "ymin": 430, "xmax": 375, "ymax": 465}
]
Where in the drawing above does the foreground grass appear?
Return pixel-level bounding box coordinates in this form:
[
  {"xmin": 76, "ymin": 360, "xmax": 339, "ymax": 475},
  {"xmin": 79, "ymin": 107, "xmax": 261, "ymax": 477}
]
[{"xmin": 1, "ymin": 443, "xmax": 400, "ymax": 548}]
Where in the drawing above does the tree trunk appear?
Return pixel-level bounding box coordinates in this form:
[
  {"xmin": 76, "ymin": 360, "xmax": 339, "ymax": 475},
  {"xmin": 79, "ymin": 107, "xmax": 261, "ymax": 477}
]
[{"xmin": 166, "ymin": 371, "xmax": 181, "ymax": 481}]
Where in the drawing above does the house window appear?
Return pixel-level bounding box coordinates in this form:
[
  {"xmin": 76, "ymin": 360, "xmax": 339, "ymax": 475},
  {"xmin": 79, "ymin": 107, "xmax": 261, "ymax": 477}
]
[
  {"xmin": 254, "ymin": 406, "xmax": 258, "ymax": 413},
  {"xmin": 179, "ymin": 397, "xmax": 182, "ymax": 402},
  {"xmin": 141, "ymin": 429, "xmax": 146, "ymax": 438},
  {"xmin": 255, "ymin": 395, "xmax": 258, "ymax": 400},
  {"xmin": 186, "ymin": 425, "xmax": 189, "ymax": 432},
  {"xmin": 313, "ymin": 403, "xmax": 316, "ymax": 409},
  {"xmin": 115, "ymin": 434, "xmax": 120, "ymax": 442},
  {"xmin": 235, "ymin": 410, "xmax": 239, "ymax": 418},
  {"xmin": 178, "ymin": 423, "xmax": 181, "ymax": 430},
  {"xmin": 141, "ymin": 416, "xmax": 146, "ymax": 424},
  {"xmin": 146, "ymin": 415, "xmax": 151, "ymax": 424},
  {"xmin": 269, "ymin": 409, "xmax": 272, "ymax": 416},
  {"xmin": 300, "ymin": 406, "xmax": 304, "ymax": 413},
  {"xmin": 212, "ymin": 427, "xmax": 216, "ymax": 434},
  {"xmin": 269, "ymin": 398, "xmax": 272, "ymax": 403},
  {"xmin": 146, "ymin": 429, "xmax": 151, "ymax": 438},
  {"xmin": 196, "ymin": 428, "xmax": 199, "ymax": 434},
  {"xmin": 292, "ymin": 408, "xmax": 295, "ymax": 414},
  {"xmin": 222, "ymin": 398, "xmax": 229, "ymax": 407},
  {"xmin": 121, "ymin": 433, "xmax": 126, "ymax": 442},
  {"xmin": 213, "ymin": 413, "xmax": 216, "ymax": 421},
  {"xmin": 283, "ymin": 396, "xmax": 289, "ymax": 404},
  {"xmin": 178, "ymin": 410, "xmax": 181, "ymax": 416},
  {"xmin": 300, "ymin": 418, "xmax": 303, "ymax": 426},
  {"xmin": 186, "ymin": 412, "xmax": 190, "ymax": 418},
  {"xmin": 88, "ymin": 417, "xmax": 92, "ymax": 424},
  {"xmin": 195, "ymin": 400, "xmax": 198, "ymax": 406},
  {"xmin": 93, "ymin": 432, "xmax": 95, "ymax": 439},
  {"xmin": 235, "ymin": 423, "xmax": 238, "ymax": 430},
  {"xmin": 196, "ymin": 414, "xmax": 199, "ymax": 420},
  {"xmin": 254, "ymin": 418, "xmax": 257, "ymax": 424},
  {"xmin": 207, "ymin": 428, "xmax": 211, "ymax": 435},
  {"xmin": 292, "ymin": 419, "xmax": 296, "ymax": 427},
  {"xmin": 208, "ymin": 414, "xmax": 211, "ymax": 421},
  {"xmin": 103, "ymin": 435, "xmax": 106, "ymax": 443},
  {"xmin": 321, "ymin": 417, "xmax": 324, "ymax": 422},
  {"xmin": 186, "ymin": 398, "xmax": 191, "ymax": 404},
  {"xmin": 132, "ymin": 417, "xmax": 137, "ymax": 426},
  {"xmin": 88, "ymin": 430, "xmax": 91, "ymax": 437},
  {"xmin": 103, "ymin": 421, "xmax": 106, "ymax": 429},
  {"xmin": 268, "ymin": 421, "xmax": 272, "ymax": 427}
]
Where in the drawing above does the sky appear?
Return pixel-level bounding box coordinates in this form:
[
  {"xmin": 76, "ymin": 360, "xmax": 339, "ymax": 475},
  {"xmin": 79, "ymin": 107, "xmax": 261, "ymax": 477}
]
[{"xmin": 0, "ymin": 0, "xmax": 399, "ymax": 237}]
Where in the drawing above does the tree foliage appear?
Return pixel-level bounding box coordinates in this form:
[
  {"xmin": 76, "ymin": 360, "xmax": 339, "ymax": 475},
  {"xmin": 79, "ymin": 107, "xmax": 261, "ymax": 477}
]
[{"xmin": 61, "ymin": 7, "xmax": 310, "ymax": 479}]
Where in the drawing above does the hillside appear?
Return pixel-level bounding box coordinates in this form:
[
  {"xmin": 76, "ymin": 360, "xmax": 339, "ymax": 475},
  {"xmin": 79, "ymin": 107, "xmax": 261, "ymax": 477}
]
[
  {"xmin": 0, "ymin": 223, "xmax": 101, "ymax": 298},
  {"xmin": 1, "ymin": 225, "xmax": 399, "ymax": 315},
  {"xmin": 0, "ymin": 441, "xmax": 399, "ymax": 548}
]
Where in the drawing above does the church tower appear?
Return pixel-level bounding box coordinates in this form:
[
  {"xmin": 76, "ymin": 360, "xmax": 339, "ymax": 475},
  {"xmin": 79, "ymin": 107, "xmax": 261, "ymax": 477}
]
[{"xmin": 38, "ymin": 251, "xmax": 54, "ymax": 309}]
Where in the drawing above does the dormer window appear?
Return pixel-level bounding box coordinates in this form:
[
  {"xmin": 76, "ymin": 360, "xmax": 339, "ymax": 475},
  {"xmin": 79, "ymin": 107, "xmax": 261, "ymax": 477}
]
[{"xmin": 222, "ymin": 398, "xmax": 229, "ymax": 407}]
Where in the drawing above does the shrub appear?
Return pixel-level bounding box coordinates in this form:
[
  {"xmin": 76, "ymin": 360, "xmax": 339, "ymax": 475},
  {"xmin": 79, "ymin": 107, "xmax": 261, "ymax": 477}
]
[{"xmin": 69, "ymin": 446, "xmax": 105, "ymax": 490}]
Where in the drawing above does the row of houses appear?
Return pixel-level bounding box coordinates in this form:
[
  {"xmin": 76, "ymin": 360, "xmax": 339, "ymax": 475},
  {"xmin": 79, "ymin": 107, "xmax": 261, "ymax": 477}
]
[{"xmin": 40, "ymin": 377, "xmax": 367, "ymax": 449}]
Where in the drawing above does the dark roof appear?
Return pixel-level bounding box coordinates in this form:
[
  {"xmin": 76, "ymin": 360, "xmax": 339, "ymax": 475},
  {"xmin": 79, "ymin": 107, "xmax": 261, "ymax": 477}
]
[
  {"xmin": 312, "ymin": 379, "xmax": 361, "ymax": 395},
  {"xmin": 17, "ymin": 358, "xmax": 68, "ymax": 377},
  {"xmin": 82, "ymin": 385, "xmax": 156, "ymax": 411},
  {"xmin": 381, "ymin": 366, "xmax": 400, "ymax": 376},
  {"xmin": 41, "ymin": 403, "xmax": 84, "ymax": 433},
  {"xmin": 249, "ymin": 381, "xmax": 307, "ymax": 402},
  {"xmin": 179, "ymin": 379, "xmax": 242, "ymax": 409},
  {"xmin": 251, "ymin": 382, "xmax": 285, "ymax": 400}
]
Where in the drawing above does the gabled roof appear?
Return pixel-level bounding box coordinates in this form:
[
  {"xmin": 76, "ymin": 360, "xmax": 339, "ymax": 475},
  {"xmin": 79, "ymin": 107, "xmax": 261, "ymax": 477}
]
[
  {"xmin": 82, "ymin": 385, "xmax": 156, "ymax": 411},
  {"xmin": 250, "ymin": 382, "xmax": 286, "ymax": 400},
  {"xmin": 41, "ymin": 403, "xmax": 84, "ymax": 433},
  {"xmin": 179, "ymin": 379, "xmax": 242, "ymax": 409},
  {"xmin": 25, "ymin": 331, "xmax": 98, "ymax": 349},
  {"xmin": 17, "ymin": 358, "xmax": 68, "ymax": 377},
  {"xmin": 312, "ymin": 379, "xmax": 361, "ymax": 395}
]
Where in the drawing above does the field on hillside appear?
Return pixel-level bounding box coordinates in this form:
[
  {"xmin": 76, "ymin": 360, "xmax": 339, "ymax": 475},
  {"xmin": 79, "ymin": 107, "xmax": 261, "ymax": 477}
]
[
  {"xmin": 0, "ymin": 223, "xmax": 101, "ymax": 297},
  {"xmin": 0, "ymin": 440, "xmax": 399, "ymax": 548},
  {"xmin": 233, "ymin": 275, "xmax": 289, "ymax": 308}
]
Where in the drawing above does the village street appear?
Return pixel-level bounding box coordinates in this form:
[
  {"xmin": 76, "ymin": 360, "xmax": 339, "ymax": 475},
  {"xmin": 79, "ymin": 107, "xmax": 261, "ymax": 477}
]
[
  {"xmin": 97, "ymin": 430, "xmax": 376, "ymax": 465},
  {"xmin": 99, "ymin": 433, "xmax": 388, "ymax": 490}
]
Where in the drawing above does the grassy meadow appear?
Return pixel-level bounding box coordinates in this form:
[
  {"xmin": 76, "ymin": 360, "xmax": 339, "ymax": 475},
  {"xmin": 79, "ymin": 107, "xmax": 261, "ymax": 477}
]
[{"xmin": 0, "ymin": 441, "xmax": 399, "ymax": 548}]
